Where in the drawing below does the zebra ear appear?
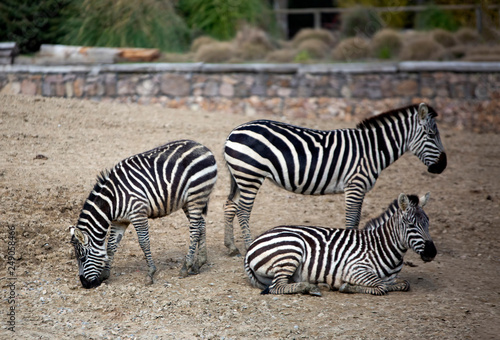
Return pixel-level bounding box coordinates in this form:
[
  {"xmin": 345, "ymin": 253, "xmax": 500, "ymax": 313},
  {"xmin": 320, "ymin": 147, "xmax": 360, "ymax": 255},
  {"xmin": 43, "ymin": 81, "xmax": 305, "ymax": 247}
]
[
  {"xmin": 418, "ymin": 103, "xmax": 428, "ymax": 121},
  {"xmin": 419, "ymin": 192, "xmax": 430, "ymax": 207},
  {"xmin": 73, "ymin": 228, "xmax": 88, "ymax": 245},
  {"xmin": 398, "ymin": 193, "xmax": 410, "ymax": 212},
  {"xmin": 69, "ymin": 226, "xmax": 75, "ymax": 236}
]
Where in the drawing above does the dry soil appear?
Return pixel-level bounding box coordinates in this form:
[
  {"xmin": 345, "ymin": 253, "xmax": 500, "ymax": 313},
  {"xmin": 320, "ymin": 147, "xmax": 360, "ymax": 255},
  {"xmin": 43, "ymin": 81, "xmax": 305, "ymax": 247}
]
[{"xmin": 0, "ymin": 94, "xmax": 499, "ymax": 339}]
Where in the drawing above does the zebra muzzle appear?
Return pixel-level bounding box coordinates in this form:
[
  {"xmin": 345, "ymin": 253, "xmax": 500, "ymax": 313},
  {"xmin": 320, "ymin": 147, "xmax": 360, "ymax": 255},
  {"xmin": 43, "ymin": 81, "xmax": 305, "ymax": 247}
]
[
  {"xmin": 427, "ymin": 152, "xmax": 447, "ymax": 174},
  {"xmin": 80, "ymin": 275, "xmax": 102, "ymax": 289},
  {"xmin": 420, "ymin": 240, "xmax": 437, "ymax": 262}
]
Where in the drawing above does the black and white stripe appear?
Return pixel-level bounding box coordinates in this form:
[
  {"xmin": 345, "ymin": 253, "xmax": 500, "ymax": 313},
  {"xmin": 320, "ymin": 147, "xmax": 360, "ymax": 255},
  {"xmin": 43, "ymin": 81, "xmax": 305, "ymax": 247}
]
[
  {"xmin": 70, "ymin": 140, "xmax": 217, "ymax": 288},
  {"xmin": 223, "ymin": 103, "xmax": 446, "ymax": 255},
  {"xmin": 244, "ymin": 193, "xmax": 436, "ymax": 296}
]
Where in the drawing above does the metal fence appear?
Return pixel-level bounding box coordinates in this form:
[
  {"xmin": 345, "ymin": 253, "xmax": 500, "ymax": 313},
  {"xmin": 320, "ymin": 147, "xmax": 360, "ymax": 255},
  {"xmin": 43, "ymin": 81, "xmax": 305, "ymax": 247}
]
[{"xmin": 273, "ymin": 4, "xmax": 500, "ymax": 37}]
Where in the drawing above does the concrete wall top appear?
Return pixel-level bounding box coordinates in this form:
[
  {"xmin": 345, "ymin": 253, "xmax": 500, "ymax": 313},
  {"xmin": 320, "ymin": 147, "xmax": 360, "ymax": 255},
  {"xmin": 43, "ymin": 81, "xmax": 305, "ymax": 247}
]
[{"xmin": 1, "ymin": 61, "xmax": 499, "ymax": 75}]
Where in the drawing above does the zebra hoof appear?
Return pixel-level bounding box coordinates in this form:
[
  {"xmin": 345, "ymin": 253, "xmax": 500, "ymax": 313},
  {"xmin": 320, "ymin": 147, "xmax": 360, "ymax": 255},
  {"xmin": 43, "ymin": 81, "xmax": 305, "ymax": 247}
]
[
  {"xmin": 146, "ymin": 276, "xmax": 154, "ymax": 286},
  {"xmin": 227, "ymin": 248, "xmax": 241, "ymax": 257},
  {"xmin": 308, "ymin": 285, "xmax": 322, "ymax": 297}
]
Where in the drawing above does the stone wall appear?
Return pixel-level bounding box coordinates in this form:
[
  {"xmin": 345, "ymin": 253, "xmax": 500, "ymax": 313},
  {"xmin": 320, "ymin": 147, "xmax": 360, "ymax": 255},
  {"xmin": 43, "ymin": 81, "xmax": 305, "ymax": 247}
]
[{"xmin": 1, "ymin": 62, "xmax": 499, "ymax": 132}]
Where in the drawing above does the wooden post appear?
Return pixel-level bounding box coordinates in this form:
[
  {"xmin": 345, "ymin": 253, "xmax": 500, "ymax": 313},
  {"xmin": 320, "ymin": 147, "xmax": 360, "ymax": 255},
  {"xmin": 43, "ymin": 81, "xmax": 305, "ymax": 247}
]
[
  {"xmin": 314, "ymin": 10, "xmax": 321, "ymax": 29},
  {"xmin": 475, "ymin": 5, "xmax": 483, "ymax": 33}
]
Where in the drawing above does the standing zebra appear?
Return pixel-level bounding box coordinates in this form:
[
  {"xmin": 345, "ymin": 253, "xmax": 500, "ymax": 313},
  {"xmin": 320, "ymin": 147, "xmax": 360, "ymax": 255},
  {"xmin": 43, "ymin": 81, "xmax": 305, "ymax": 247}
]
[
  {"xmin": 244, "ymin": 193, "xmax": 436, "ymax": 296},
  {"xmin": 223, "ymin": 103, "xmax": 446, "ymax": 255},
  {"xmin": 69, "ymin": 140, "xmax": 217, "ymax": 288}
]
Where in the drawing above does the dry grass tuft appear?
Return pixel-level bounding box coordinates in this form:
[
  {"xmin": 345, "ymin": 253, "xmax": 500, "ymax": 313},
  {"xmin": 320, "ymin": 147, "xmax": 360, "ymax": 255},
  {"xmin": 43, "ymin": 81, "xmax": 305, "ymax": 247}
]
[
  {"xmin": 292, "ymin": 28, "xmax": 337, "ymax": 48},
  {"xmin": 432, "ymin": 29, "xmax": 457, "ymax": 48},
  {"xmin": 370, "ymin": 29, "xmax": 402, "ymax": 59},
  {"xmin": 454, "ymin": 27, "xmax": 482, "ymax": 46},
  {"xmin": 265, "ymin": 49, "xmax": 297, "ymax": 63},
  {"xmin": 400, "ymin": 37, "xmax": 445, "ymax": 61},
  {"xmin": 194, "ymin": 42, "xmax": 234, "ymax": 63},
  {"xmin": 297, "ymin": 39, "xmax": 329, "ymax": 59},
  {"xmin": 190, "ymin": 36, "xmax": 217, "ymax": 53},
  {"xmin": 332, "ymin": 37, "xmax": 370, "ymax": 61}
]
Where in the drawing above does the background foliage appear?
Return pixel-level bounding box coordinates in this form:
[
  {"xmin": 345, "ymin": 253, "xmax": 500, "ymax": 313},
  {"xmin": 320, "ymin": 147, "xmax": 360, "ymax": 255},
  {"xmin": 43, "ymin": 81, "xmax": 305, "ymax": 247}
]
[
  {"xmin": 177, "ymin": 0, "xmax": 274, "ymax": 41},
  {"xmin": 0, "ymin": 0, "xmax": 70, "ymax": 54},
  {"xmin": 58, "ymin": 0, "xmax": 191, "ymax": 52}
]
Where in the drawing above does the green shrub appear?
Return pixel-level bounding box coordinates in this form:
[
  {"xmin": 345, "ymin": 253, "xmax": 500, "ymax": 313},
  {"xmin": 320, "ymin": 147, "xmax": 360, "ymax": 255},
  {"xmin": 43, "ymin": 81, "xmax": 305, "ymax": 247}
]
[
  {"xmin": 194, "ymin": 42, "xmax": 234, "ymax": 63},
  {"xmin": 178, "ymin": 0, "xmax": 274, "ymax": 41},
  {"xmin": 454, "ymin": 27, "xmax": 481, "ymax": 46},
  {"xmin": 266, "ymin": 49, "xmax": 297, "ymax": 63},
  {"xmin": 370, "ymin": 29, "xmax": 402, "ymax": 59},
  {"xmin": 292, "ymin": 28, "xmax": 337, "ymax": 48},
  {"xmin": 297, "ymin": 39, "xmax": 329, "ymax": 59},
  {"xmin": 400, "ymin": 37, "xmax": 445, "ymax": 61},
  {"xmin": 332, "ymin": 37, "xmax": 370, "ymax": 61},
  {"xmin": 294, "ymin": 50, "xmax": 312, "ymax": 63},
  {"xmin": 432, "ymin": 29, "xmax": 457, "ymax": 48},
  {"xmin": 60, "ymin": 0, "xmax": 190, "ymax": 52},
  {"xmin": 0, "ymin": 0, "xmax": 71, "ymax": 54},
  {"xmin": 414, "ymin": 6, "xmax": 459, "ymax": 31},
  {"xmin": 341, "ymin": 7, "xmax": 384, "ymax": 38}
]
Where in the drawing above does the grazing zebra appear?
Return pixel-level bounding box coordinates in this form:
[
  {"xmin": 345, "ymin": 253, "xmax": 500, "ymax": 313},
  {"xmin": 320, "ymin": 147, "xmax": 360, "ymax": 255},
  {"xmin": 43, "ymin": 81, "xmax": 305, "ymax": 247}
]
[
  {"xmin": 244, "ymin": 193, "xmax": 436, "ymax": 296},
  {"xmin": 223, "ymin": 103, "xmax": 446, "ymax": 255},
  {"xmin": 69, "ymin": 140, "xmax": 217, "ymax": 289}
]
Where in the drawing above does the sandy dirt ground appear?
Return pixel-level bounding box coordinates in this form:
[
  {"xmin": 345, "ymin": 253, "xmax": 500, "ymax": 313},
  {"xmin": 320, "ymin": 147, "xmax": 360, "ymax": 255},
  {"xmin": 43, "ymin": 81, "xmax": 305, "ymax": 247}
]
[{"xmin": 0, "ymin": 94, "xmax": 499, "ymax": 339}]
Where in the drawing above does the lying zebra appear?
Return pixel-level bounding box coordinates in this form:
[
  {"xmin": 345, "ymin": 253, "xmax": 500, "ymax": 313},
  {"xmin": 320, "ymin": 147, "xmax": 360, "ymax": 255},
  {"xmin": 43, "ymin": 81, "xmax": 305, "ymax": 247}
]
[
  {"xmin": 70, "ymin": 140, "xmax": 217, "ymax": 288},
  {"xmin": 244, "ymin": 193, "xmax": 436, "ymax": 296}
]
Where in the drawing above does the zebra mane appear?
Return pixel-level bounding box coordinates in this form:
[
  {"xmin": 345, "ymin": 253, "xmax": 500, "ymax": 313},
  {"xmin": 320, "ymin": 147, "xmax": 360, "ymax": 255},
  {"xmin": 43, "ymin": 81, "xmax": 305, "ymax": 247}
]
[
  {"xmin": 92, "ymin": 169, "xmax": 111, "ymax": 194},
  {"xmin": 363, "ymin": 195, "xmax": 420, "ymax": 230},
  {"xmin": 356, "ymin": 104, "xmax": 438, "ymax": 130}
]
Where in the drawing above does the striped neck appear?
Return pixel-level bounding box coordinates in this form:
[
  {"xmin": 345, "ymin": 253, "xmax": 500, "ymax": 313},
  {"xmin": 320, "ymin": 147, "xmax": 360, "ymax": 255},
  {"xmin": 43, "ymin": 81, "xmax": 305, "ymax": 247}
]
[
  {"xmin": 76, "ymin": 175, "xmax": 114, "ymax": 248},
  {"xmin": 357, "ymin": 106, "xmax": 417, "ymax": 171}
]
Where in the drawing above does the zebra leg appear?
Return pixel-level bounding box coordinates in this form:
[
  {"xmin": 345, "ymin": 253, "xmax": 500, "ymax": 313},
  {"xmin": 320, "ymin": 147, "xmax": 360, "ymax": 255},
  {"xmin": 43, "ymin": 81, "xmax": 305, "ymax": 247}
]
[
  {"xmin": 386, "ymin": 278, "xmax": 410, "ymax": 292},
  {"xmin": 223, "ymin": 198, "xmax": 240, "ymax": 256},
  {"xmin": 101, "ymin": 222, "xmax": 128, "ymax": 281},
  {"xmin": 132, "ymin": 217, "xmax": 157, "ymax": 285},
  {"xmin": 264, "ymin": 277, "xmax": 322, "ymax": 296},
  {"xmin": 344, "ymin": 185, "xmax": 366, "ymax": 229},
  {"xmin": 179, "ymin": 207, "xmax": 205, "ymax": 278}
]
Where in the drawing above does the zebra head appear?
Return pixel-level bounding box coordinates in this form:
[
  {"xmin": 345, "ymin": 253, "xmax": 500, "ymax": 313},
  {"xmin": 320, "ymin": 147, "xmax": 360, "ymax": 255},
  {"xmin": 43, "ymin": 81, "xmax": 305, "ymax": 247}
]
[
  {"xmin": 69, "ymin": 226, "xmax": 107, "ymax": 289},
  {"xmin": 408, "ymin": 103, "xmax": 447, "ymax": 174},
  {"xmin": 398, "ymin": 193, "xmax": 437, "ymax": 263}
]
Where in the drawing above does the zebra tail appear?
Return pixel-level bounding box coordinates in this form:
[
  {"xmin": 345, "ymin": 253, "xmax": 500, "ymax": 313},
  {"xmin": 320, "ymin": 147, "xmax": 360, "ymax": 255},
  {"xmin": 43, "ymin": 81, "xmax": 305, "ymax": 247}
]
[
  {"xmin": 260, "ymin": 287, "xmax": 271, "ymax": 295},
  {"xmin": 202, "ymin": 199, "xmax": 209, "ymax": 216},
  {"xmin": 226, "ymin": 166, "xmax": 238, "ymax": 201}
]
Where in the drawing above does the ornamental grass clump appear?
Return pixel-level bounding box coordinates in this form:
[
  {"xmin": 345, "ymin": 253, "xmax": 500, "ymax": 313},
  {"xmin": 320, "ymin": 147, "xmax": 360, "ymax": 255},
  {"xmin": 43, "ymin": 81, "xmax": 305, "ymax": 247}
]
[
  {"xmin": 432, "ymin": 29, "xmax": 457, "ymax": 48},
  {"xmin": 233, "ymin": 25, "xmax": 275, "ymax": 61},
  {"xmin": 370, "ymin": 29, "xmax": 402, "ymax": 59},
  {"xmin": 265, "ymin": 49, "xmax": 297, "ymax": 63},
  {"xmin": 190, "ymin": 36, "xmax": 217, "ymax": 53},
  {"xmin": 297, "ymin": 39, "xmax": 329, "ymax": 60},
  {"xmin": 292, "ymin": 28, "xmax": 337, "ymax": 48},
  {"xmin": 194, "ymin": 42, "xmax": 234, "ymax": 63},
  {"xmin": 332, "ymin": 37, "xmax": 370, "ymax": 61},
  {"xmin": 400, "ymin": 37, "xmax": 444, "ymax": 61},
  {"xmin": 454, "ymin": 27, "xmax": 482, "ymax": 45}
]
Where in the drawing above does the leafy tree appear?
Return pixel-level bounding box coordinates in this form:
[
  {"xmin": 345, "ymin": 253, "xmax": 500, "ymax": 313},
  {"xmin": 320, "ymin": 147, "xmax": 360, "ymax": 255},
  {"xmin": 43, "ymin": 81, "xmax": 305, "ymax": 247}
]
[{"xmin": 0, "ymin": 0, "xmax": 70, "ymax": 53}]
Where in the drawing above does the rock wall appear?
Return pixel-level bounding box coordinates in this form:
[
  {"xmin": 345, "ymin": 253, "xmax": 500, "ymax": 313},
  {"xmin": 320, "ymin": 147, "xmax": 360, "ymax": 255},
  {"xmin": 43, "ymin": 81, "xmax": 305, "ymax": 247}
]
[{"xmin": 1, "ymin": 62, "xmax": 499, "ymax": 132}]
